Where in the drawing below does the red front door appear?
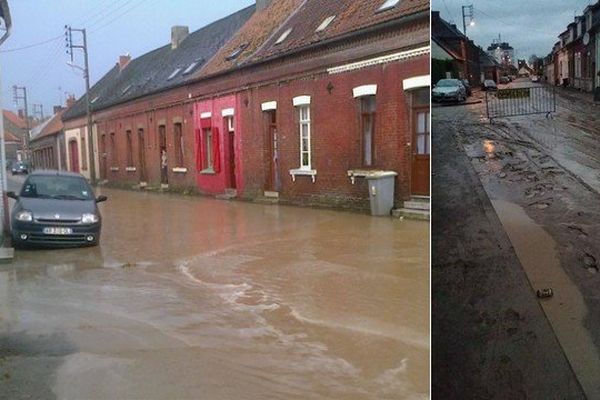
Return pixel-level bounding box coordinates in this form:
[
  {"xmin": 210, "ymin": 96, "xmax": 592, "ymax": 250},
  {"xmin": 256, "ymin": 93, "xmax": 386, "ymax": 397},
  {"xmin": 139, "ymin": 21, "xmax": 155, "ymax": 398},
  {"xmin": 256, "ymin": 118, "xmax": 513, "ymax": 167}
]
[
  {"xmin": 69, "ymin": 140, "xmax": 80, "ymax": 173},
  {"xmin": 411, "ymin": 109, "xmax": 430, "ymax": 195}
]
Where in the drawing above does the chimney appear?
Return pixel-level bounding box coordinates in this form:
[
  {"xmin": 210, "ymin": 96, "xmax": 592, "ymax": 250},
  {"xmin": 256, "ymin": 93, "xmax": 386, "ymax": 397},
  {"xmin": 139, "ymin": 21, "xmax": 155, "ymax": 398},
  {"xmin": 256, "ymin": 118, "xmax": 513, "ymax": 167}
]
[
  {"xmin": 171, "ymin": 26, "xmax": 189, "ymax": 50},
  {"xmin": 17, "ymin": 109, "xmax": 23, "ymax": 119},
  {"xmin": 66, "ymin": 95, "xmax": 76, "ymax": 109},
  {"xmin": 53, "ymin": 105, "xmax": 64, "ymax": 115},
  {"xmin": 118, "ymin": 54, "xmax": 131, "ymax": 71},
  {"xmin": 256, "ymin": 0, "xmax": 271, "ymax": 11}
]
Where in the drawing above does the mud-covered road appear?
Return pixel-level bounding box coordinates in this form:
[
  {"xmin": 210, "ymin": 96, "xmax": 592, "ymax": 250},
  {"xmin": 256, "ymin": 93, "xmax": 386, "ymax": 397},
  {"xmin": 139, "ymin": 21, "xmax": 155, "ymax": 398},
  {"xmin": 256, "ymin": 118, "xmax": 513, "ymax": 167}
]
[
  {"xmin": 0, "ymin": 177, "xmax": 429, "ymax": 400},
  {"xmin": 433, "ymin": 79, "xmax": 600, "ymax": 398}
]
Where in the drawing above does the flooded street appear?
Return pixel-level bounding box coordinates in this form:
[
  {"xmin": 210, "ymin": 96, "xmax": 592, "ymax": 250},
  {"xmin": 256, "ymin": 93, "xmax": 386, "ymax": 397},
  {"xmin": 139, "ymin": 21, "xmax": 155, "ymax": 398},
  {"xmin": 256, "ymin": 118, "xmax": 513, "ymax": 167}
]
[
  {"xmin": 433, "ymin": 80, "xmax": 600, "ymax": 398},
  {"xmin": 0, "ymin": 179, "xmax": 429, "ymax": 400}
]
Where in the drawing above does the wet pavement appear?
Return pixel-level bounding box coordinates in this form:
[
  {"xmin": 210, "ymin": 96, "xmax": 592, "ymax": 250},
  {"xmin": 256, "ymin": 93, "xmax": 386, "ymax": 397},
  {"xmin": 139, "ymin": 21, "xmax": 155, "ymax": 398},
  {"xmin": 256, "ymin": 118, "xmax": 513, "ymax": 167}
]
[
  {"xmin": 433, "ymin": 79, "xmax": 600, "ymax": 398},
  {"xmin": 0, "ymin": 176, "xmax": 429, "ymax": 400}
]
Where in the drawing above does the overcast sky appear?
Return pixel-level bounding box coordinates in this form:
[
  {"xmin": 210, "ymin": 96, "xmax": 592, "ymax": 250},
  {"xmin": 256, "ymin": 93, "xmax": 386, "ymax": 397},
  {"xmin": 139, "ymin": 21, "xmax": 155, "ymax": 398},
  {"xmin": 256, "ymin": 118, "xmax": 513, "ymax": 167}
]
[
  {"xmin": 0, "ymin": 0, "xmax": 254, "ymax": 117},
  {"xmin": 432, "ymin": 0, "xmax": 593, "ymax": 61}
]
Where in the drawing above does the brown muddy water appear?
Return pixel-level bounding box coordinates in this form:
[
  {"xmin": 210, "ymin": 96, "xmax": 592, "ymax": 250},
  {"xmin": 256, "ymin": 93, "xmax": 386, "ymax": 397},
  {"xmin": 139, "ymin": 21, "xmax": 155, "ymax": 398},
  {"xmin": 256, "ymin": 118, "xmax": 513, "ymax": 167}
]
[
  {"xmin": 0, "ymin": 186, "xmax": 429, "ymax": 399},
  {"xmin": 492, "ymin": 200, "xmax": 600, "ymax": 398}
]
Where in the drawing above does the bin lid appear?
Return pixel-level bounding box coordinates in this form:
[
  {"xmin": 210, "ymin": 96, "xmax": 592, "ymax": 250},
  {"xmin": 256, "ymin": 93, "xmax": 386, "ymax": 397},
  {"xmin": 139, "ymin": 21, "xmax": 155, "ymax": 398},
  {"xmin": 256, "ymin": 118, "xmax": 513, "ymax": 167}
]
[{"xmin": 347, "ymin": 169, "xmax": 398, "ymax": 179}]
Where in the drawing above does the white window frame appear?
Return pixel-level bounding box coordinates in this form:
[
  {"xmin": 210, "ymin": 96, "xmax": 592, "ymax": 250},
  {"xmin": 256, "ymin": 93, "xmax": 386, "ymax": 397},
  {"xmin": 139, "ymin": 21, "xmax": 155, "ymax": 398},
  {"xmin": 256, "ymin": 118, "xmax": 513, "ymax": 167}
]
[{"xmin": 299, "ymin": 105, "xmax": 311, "ymax": 170}]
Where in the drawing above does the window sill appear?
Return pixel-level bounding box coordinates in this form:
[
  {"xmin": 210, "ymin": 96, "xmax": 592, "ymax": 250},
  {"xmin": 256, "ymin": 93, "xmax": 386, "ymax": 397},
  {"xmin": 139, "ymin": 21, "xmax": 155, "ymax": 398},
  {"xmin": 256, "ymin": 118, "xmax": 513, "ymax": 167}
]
[
  {"xmin": 125, "ymin": 166, "xmax": 137, "ymax": 172},
  {"xmin": 110, "ymin": 167, "xmax": 120, "ymax": 172},
  {"xmin": 289, "ymin": 168, "xmax": 317, "ymax": 183},
  {"xmin": 347, "ymin": 169, "xmax": 398, "ymax": 184},
  {"xmin": 172, "ymin": 167, "xmax": 187, "ymax": 173},
  {"xmin": 200, "ymin": 168, "xmax": 216, "ymax": 175}
]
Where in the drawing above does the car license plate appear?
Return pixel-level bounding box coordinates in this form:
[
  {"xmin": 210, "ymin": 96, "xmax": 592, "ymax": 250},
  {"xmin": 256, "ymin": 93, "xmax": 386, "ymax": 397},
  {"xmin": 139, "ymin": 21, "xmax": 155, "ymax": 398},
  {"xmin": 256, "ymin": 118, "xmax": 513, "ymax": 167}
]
[{"xmin": 43, "ymin": 227, "xmax": 73, "ymax": 235}]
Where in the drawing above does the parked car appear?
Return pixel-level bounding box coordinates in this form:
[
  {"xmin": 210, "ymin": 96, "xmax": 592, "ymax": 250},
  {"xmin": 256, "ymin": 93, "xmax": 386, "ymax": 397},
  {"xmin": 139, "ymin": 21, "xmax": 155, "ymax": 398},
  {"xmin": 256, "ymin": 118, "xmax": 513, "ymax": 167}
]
[
  {"xmin": 481, "ymin": 80, "xmax": 498, "ymax": 91},
  {"xmin": 499, "ymin": 76, "xmax": 510, "ymax": 84},
  {"xmin": 432, "ymin": 79, "xmax": 467, "ymax": 103},
  {"xmin": 461, "ymin": 79, "xmax": 472, "ymax": 96},
  {"xmin": 531, "ymin": 75, "xmax": 540, "ymax": 82},
  {"xmin": 11, "ymin": 161, "xmax": 29, "ymax": 175},
  {"xmin": 8, "ymin": 170, "xmax": 107, "ymax": 248}
]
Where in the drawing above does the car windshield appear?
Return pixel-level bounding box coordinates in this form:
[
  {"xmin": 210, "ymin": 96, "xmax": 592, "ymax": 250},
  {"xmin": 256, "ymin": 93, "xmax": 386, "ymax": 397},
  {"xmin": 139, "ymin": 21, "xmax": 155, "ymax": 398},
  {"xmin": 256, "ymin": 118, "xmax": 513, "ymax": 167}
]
[
  {"xmin": 436, "ymin": 79, "xmax": 458, "ymax": 87},
  {"xmin": 20, "ymin": 175, "xmax": 93, "ymax": 200}
]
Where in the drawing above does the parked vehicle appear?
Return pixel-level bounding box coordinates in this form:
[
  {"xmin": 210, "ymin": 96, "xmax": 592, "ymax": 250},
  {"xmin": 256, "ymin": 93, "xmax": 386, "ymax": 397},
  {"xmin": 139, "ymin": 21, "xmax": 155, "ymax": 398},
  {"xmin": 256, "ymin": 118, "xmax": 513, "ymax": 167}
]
[
  {"xmin": 432, "ymin": 79, "xmax": 467, "ymax": 103},
  {"xmin": 481, "ymin": 80, "xmax": 498, "ymax": 91},
  {"xmin": 11, "ymin": 161, "xmax": 29, "ymax": 175},
  {"xmin": 461, "ymin": 79, "xmax": 472, "ymax": 96},
  {"xmin": 531, "ymin": 75, "xmax": 540, "ymax": 83},
  {"xmin": 8, "ymin": 170, "xmax": 107, "ymax": 248},
  {"xmin": 499, "ymin": 76, "xmax": 510, "ymax": 84}
]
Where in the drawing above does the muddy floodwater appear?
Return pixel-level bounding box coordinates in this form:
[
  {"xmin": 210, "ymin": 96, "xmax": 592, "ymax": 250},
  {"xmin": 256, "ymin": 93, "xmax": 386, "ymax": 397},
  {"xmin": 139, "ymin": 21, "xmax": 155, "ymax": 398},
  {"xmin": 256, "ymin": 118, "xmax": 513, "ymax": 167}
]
[{"xmin": 0, "ymin": 184, "xmax": 429, "ymax": 400}]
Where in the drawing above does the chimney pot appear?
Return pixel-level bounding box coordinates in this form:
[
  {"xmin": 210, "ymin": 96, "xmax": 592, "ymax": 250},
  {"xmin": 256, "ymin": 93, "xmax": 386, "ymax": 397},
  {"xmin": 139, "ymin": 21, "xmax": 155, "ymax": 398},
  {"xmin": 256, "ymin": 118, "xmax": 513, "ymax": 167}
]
[
  {"xmin": 171, "ymin": 26, "xmax": 189, "ymax": 49},
  {"xmin": 66, "ymin": 95, "xmax": 76, "ymax": 109},
  {"xmin": 256, "ymin": 0, "xmax": 271, "ymax": 11},
  {"xmin": 17, "ymin": 109, "xmax": 23, "ymax": 119},
  {"xmin": 118, "ymin": 54, "xmax": 131, "ymax": 71},
  {"xmin": 53, "ymin": 105, "xmax": 64, "ymax": 115}
]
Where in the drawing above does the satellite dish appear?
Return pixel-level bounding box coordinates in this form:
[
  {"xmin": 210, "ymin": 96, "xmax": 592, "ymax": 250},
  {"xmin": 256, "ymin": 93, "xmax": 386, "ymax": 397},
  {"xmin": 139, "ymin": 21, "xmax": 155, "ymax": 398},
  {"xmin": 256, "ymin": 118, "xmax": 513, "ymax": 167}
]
[{"xmin": 584, "ymin": 32, "xmax": 590, "ymax": 46}]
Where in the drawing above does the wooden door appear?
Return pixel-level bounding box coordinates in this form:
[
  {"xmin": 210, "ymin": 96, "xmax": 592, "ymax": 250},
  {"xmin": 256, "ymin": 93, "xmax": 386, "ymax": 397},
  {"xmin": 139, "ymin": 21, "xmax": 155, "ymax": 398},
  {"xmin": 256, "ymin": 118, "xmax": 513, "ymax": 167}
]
[
  {"xmin": 266, "ymin": 111, "xmax": 279, "ymax": 191},
  {"xmin": 411, "ymin": 109, "xmax": 430, "ymax": 195},
  {"xmin": 100, "ymin": 134, "xmax": 107, "ymax": 179},
  {"xmin": 227, "ymin": 117, "xmax": 236, "ymax": 189},
  {"xmin": 69, "ymin": 140, "xmax": 80, "ymax": 173},
  {"xmin": 138, "ymin": 129, "xmax": 147, "ymax": 182},
  {"xmin": 158, "ymin": 125, "xmax": 167, "ymax": 184}
]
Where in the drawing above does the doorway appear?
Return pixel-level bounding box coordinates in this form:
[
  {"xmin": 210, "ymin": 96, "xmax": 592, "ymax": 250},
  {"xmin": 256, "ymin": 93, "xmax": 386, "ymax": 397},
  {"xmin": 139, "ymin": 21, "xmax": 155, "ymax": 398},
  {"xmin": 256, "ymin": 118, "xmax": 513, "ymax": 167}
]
[
  {"xmin": 158, "ymin": 125, "xmax": 168, "ymax": 184},
  {"xmin": 265, "ymin": 110, "xmax": 279, "ymax": 192},
  {"xmin": 69, "ymin": 139, "xmax": 80, "ymax": 173},
  {"xmin": 138, "ymin": 128, "xmax": 147, "ymax": 182},
  {"xmin": 410, "ymin": 88, "xmax": 430, "ymax": 196},
  {"xmin": 226, "ymin": 116, "xmax": 236, "ymax": 189}
]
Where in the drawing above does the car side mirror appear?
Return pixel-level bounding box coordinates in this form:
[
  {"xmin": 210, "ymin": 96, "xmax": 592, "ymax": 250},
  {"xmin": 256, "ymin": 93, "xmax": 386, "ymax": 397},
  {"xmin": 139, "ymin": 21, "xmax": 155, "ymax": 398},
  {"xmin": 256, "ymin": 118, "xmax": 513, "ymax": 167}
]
[
  {"xmin": 7, "ymin": 191, "xmax": 18, "ymax": 200},
  {"xmin": 96, "ymin": 195, "xmax": 108, "ymax": 203}
]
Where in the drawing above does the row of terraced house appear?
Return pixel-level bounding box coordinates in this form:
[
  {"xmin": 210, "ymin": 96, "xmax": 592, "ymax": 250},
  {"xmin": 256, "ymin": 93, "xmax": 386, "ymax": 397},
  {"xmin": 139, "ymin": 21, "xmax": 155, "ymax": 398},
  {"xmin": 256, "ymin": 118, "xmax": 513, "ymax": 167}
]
[
  {"xmin": 34, "ymin": 0, "xmax": 430, "ymax": 213},
  {"xmin": 543, "ymin": 1, "xmax": 600, "ymax": 93}
]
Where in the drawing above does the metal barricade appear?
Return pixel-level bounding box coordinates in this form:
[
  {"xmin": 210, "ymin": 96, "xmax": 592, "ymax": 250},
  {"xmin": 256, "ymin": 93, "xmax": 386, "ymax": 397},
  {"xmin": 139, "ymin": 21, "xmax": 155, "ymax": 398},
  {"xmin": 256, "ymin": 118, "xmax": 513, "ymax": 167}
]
[{"xmin": 485, "ymin": 86, "xmax": 556, "ymax": 123}]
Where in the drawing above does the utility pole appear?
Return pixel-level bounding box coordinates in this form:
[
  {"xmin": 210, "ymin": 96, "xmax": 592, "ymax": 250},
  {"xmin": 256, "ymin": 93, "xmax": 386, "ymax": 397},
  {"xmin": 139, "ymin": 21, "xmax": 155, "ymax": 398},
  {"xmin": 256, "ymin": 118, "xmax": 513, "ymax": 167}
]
[
  {"xmin": 33, "ymin": 103, "xmax": 44, "ymax": 121},
  {"xmin": 65, "ymin": 25, "xmax": 96, "ymax": 184},
  {"xmin": 12, "ymin": 85, "xmax": 30, "ymax": 161},
  {"xmin": 462, "ymin": 4, "xmax": 474, "ymax": 35}
]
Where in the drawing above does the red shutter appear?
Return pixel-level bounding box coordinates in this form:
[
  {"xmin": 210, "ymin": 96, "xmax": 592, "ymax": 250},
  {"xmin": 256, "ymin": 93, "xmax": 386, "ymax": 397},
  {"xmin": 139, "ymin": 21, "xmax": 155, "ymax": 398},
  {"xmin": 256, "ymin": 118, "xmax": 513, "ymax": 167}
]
[{"xmin": 212, "ymin": 127, "xmax": 221, "ymax": 173}]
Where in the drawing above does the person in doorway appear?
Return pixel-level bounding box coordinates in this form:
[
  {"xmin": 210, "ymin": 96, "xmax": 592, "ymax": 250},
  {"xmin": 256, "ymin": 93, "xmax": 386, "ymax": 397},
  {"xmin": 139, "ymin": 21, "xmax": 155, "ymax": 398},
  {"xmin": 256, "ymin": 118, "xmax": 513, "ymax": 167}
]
[{"xmin": 161, "ymin": 148, "xmax": 168, "ymax": 184}]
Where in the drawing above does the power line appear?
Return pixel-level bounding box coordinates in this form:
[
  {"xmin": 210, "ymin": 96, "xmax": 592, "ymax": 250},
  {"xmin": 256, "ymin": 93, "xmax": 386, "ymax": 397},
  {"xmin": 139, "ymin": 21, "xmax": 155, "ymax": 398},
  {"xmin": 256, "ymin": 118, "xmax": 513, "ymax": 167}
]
[
  {"xmin": 472, "ymin": 7, "xmax": 557, "ymax": 36},
  {"xmin": 0, "ymin": 35, "xmax": 62, "ymax": 53}
]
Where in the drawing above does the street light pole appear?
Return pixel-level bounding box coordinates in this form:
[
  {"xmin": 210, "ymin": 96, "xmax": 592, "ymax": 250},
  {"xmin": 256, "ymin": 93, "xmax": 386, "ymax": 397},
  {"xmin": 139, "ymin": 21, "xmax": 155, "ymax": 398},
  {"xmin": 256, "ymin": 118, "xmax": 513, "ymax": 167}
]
[
  {"xmin": 65, "ymin": 26, "xmax": 96, "ymax": 184},
  {"xmin": 0, "ymin": 0, "xmax": 12, "ymax": 236},
  {"xmin": 462, "ymin": 4, "xmax": 474, "ymax": 35}
]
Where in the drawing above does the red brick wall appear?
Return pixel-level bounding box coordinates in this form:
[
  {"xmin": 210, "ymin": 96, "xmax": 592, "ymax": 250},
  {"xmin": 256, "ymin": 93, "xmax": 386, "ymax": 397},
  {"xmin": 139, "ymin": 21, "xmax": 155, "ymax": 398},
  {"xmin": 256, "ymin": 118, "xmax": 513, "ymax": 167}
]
[{"xmin": 240, "ymin": 54, "xmax": 429, "ymax": 210}]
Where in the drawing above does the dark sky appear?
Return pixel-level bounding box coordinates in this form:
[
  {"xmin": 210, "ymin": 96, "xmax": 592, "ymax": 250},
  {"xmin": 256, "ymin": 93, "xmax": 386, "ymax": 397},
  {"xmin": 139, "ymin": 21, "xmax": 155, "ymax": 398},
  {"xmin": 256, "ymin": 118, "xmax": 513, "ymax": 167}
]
[
  {"xmin": 0, "ymin": 0, "xmax": 254, "ymax": 117},
  {"xmin": 432, "ymin": 0, "xmax": 592, "ymax": 61}
]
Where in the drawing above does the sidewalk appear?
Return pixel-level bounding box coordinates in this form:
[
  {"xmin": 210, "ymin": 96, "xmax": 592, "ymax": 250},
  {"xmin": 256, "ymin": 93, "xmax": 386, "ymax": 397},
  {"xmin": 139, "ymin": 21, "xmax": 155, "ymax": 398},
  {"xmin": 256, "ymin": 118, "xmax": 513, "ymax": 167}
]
[{"xmin": 432, "ymin": 116, "xmax": 584, "ymax": 398}]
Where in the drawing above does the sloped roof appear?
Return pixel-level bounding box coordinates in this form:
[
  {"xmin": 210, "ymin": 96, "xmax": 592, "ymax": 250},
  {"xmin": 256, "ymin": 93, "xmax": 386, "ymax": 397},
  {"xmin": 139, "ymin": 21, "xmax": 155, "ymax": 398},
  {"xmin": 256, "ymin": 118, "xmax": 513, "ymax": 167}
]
[
  {"xmin": 3, "ymin": 130, "xmax": 20, "ymax": 143},
  {"xmin": 63, "ymin": 4, "xmax": 255, "ymax": 121},
  {"xmin": 198, "ymin": 0, "xmax": 303, "ymax": 77},
  {"xmin": 250, "ymin": 0, "xmax": 429, "ymax": 62},
  {"xmin": 3, "ymin": 110, "xmax": 26, "ymax": 129},
  {"xmin": 31, "ymin": 109, "xmax": 64, "ymax": 142},
  {"xmin": 432, "ymin": 10, "xmax": 466, "ymax": 41}
]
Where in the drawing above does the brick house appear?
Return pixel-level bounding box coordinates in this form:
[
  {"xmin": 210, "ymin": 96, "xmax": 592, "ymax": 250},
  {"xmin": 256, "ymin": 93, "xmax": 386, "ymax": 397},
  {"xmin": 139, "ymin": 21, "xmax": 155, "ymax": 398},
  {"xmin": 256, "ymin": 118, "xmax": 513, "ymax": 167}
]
[
  {"xmin": 62, "ymin": 0, "xmax": 429, "ymax": 211},
  {"xmin": 2, "ymin": 110, "xmax": 27, "ymax": 163},
  {"xmin": 29, "ymin": 106, "xmax": 67, "ymax": 170}
]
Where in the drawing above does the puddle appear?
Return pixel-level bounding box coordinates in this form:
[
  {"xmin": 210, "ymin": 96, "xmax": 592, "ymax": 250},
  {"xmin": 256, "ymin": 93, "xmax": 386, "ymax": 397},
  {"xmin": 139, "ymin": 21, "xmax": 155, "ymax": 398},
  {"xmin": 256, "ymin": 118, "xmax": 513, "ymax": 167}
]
[{"xmin": 492, "ymin": 199, "xmax": 600, "ymax": 398}]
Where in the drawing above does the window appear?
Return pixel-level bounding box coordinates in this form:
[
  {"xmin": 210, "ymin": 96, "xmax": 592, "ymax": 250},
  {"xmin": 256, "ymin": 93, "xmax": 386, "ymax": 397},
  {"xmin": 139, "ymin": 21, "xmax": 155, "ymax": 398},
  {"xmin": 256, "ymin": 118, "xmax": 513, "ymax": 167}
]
[
  {"xmin": 225, "ymin": 43, "xmax": 248, "ymax": 61},
  {"xmin": 275, "ymin": 28, "xmax": 292, "ymax": 45},
  {"xmin": 360, "ymin": 96, "xmax": 376, "ymax": 167},
  {"xmin": 91, "ymin": 96, "xmax": 100, "ymax": 104},
  {"xmin": 121, "ymin": 85, "xmax": 132, "ymax": 95},
  {"xmin": 183, "ymin": 58, "xmax": 204, "ymax": 75},
  {"xmin": 416, "ymin": 111, "xmax": 430, "ymax": 155},
  {"xmin": 81, "ymin": 136, "xmax": 87, "ymax": 170},
  {"xmin": 316, "ymin": 16, "xmax": 336, "ymax": 32},
  {"xmin": 167, "ymin": 68, "xmax": 182, "ymax": 80},
  {"xmin": 174, "ymin": 122, "xmax": 184, "ymax": 167},
  {"xmin": 299, "ymin": 106, "xmax": 311, "ymax": 169},
  {"xmin": 126, "ymin": 130, "xmax": 133, "ymax": 166},
  {"xmin": 204, "ymin": 128, "xmax": 213, "ymax": 170},
  {"xmin": 378, "ymin": 0, "xmax": 400, "ymax": 11}
]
